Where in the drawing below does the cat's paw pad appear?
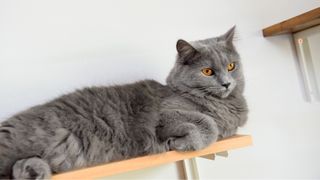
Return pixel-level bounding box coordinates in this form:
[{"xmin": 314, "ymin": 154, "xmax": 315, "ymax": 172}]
[{"xmin": 12, "ymin": 157, "xmax": 51, "ymax": 180}]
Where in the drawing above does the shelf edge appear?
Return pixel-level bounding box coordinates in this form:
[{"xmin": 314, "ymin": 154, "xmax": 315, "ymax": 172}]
[{"xmin": 52, "ymin": 134, "xmax": 253, "ymax": 180}]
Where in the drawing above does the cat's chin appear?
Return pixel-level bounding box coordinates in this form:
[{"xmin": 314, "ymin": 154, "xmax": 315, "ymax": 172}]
[
  {"xmin": 206, "ymin": 91, "xmax": 230, "ymax": 99},
  {"xmin": 220, "ymin": 90, "xmax": 232, "ymax": 98},
  {"xmin": 220, "ymin": 93, "xmax": 229, "ymax": 98}
]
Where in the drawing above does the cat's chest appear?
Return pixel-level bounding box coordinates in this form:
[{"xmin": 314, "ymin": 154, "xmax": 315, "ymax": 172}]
[{"xmin": 199, "ymin": 97, "xmax": 246, "ymax": 129}]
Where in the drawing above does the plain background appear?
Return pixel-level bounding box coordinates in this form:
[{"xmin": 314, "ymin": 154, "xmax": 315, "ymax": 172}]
[{"xmin": 0, "ymin": 0, "xmax": 320, "ymax": 179}]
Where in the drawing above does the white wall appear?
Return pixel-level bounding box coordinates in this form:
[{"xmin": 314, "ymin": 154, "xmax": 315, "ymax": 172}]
[{"xmin": 0, "ymin": 0, "xmax": 320, "ymax": 179}]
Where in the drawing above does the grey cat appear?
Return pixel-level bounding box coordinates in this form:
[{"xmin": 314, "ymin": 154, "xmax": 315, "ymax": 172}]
[{"xmin": 0, "ymin": 26, "xmax": 248, "ymax": 179}]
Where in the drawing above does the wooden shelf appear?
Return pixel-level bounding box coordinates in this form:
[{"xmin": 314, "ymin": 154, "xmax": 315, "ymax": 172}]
[
  {"xmin": 263, "ymin": 7, "xmax": 320, "ymax": 37},
  {"xmin": 52, "ymin": 135, "xmax": 252, "ymax": 180}
]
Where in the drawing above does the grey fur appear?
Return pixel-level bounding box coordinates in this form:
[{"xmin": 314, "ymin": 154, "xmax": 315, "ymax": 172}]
[
  {"xmin": 0, "ymin": 26, "xmax": 248, "ymax": 179},
  {"xmin": 12, "ymin": 157, "xmax": 51, "ymax": 180}
]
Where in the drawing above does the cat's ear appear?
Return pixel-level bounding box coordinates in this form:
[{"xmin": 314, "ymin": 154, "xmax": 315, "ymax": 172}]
[
  {"xmin": 176, "ymin": 39, "xmax": 200, "ymax": 65},
  {"xmin": 220, "ymin": 25, "xmax": 236, "ymax": 46}
]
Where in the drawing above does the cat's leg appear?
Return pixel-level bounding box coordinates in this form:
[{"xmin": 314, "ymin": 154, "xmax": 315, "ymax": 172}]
[
  {"xmin": 158, "ymin": 109, "xmax": 219, "ymax": 151},
  {"xmin": 0, "ymin": 150, "xmax": 15, "ymax": 179},
  {"xmin": 12, "ymin": 157, "xmax": 51, "ymax": 180},
  {"xmin": 0, "ymin": 124, "xmax": 23, "ymax": 179},
  {"xmin": 42, "ymin": 128, "xmax": 89, "ymax": 174}
]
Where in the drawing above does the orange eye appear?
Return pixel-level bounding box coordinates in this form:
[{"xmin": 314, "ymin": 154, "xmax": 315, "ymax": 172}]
[
  {"xmin": 227, "ymin": 63, "xmax": 235, "ymax": 71},
  {"xmin": 201, "ymin": 68, "xmax": 214, "ymax": 76}
]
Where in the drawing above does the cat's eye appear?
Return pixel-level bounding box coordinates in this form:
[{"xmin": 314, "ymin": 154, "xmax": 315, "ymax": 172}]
[
  {"xmin": 201, "ymin": 68, "xmax": 214, "ymax": 76},
  {"xmin": 227, "ymin": 63, "xmax": 236, "ymax": 71}
]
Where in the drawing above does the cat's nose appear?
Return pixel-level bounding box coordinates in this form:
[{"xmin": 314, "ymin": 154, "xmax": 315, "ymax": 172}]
[{"xmin": 222, "ymin": 82, "xmax": 231, "ymax": 89}]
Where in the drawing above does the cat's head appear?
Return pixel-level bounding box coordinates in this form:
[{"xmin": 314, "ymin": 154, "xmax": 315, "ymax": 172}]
[{"xmin": 167, "ymin": 26, "xmax": 245, "ymax": 99}]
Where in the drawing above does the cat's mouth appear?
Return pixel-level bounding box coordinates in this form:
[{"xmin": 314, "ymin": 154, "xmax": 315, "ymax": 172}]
[
  {"xmin": 181, "ymin": 83, "xmax": 233, "ymax": 99},
  {"xmin": 221, "ymin": 91, "xmax": 231, "ymax": 98},
  {"xmin": 220, "ymin": 82, "xmax": 236, "ymax": 98},
  {"xmin": 218, "ymin": 87, "xmax": 233, "ymax": 98},
  {"xmin": 200, "ymin": 87, "xmax": 232, "ymax": 99}
]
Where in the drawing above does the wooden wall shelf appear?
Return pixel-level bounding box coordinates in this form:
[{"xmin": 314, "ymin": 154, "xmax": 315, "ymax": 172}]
[
  {"xmin": 52, "ymin": 135, "xmax": 252, "ymax": 180},
  {"xmin": 263, "ymin": 7, "xmax": 320, "ymax": 37}
]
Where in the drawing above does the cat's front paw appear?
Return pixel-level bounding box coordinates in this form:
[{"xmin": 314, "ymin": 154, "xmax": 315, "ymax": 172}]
[
  {"xmin": 167, "ymin": 137, "xmax": 203, "ymax": 152},
  {"xmin": 12, "ymin": 157, "xmax": 51, "ymax": 180}
]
